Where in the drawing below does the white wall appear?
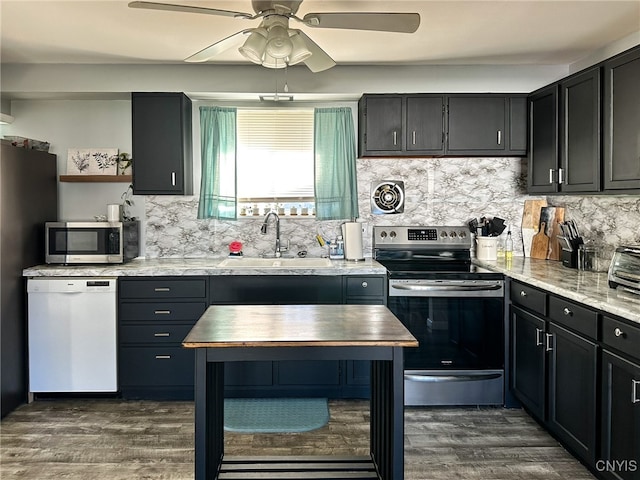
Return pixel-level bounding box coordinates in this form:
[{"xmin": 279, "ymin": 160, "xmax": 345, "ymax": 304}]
[{"xmin": 2, "ymin": 99, "xmax": 146, "ymax": 248}]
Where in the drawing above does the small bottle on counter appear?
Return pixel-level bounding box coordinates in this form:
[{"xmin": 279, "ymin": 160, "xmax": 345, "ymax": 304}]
[
  {"xmin": 336, "ymin": 236, "xmax": 345, "ymax": 259},
  {"xmin": 505, "ymin": 230, "xmax": 513, "ymax": 261}
]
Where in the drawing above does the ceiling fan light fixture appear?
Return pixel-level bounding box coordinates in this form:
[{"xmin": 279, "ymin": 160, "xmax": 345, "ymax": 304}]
[
  {"xmin": 261, "ymin": 52, "xmax": 286, "ymax": 69},
  {"xmin": 238, "ymin": 28, "xmax": 267, "ymax": 64},
  {"xmin": 287, "ymin": 31, "xmax": 312, "ymax": 65},
  {"xmin": 265, "ymin": 24, "xmax": 293, "ymax": 59}
]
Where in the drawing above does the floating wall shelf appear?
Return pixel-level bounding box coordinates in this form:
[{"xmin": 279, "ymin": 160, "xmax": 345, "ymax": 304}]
[{"xmin": 59, "ymin": 175, "xmax": 132, "ymax": 183}]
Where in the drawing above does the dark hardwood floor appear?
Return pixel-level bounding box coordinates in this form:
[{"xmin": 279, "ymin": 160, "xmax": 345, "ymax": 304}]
[{"xmin": 0, "ymin": 399, "xmax": 596, "ymax": 479}]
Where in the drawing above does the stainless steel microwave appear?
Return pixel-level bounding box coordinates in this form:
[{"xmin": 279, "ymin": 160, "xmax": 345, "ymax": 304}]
[{"xmin": 45, "ymin": 221, "xmax": 139, "ymax": 264}]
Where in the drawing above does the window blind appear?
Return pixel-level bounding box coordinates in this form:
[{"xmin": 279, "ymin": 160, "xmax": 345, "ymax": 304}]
[{"xmin": 236, "ymin": 108, "xmax": 315, "ymax": 201}]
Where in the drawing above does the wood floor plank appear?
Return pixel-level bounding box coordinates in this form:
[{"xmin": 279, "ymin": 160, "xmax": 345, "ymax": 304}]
[{"xmin": 0, "ymin": 399, "xmax": 596, "ymax": 480}]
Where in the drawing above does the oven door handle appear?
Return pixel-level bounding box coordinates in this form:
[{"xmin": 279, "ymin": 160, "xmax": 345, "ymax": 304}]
[
  {"xmin": 391, "ymin": 283, "xmax": 503, "ymax": 292},
  {"xmin": 404, "ymin": 373, "xmax": 503, "ymax": 382}
]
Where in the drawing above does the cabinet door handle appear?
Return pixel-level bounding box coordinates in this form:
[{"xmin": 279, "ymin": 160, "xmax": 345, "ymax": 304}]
[
  {"xmin": 393, "ymin": 131, "xmax": 397, "ymax": 146},
  {"xmin": 361, "ymin": 281, "xmax": 368, "ymax": 288},
  {"xmin": 155, "ymin": 355, "xmax": 171, "ymax": 360},
  {"xmin": 563, "ymin": 307, "xmax": 572, "ymax": 316},
  {"xmin": 549, "ymin": 168, "xmax": 555, "ymax": 184},
  {"xmin": 545, "ymin": 333, "xmax": 554, "ymax": 352},
  {"xmin": 154, "ymin": 287, "xmax": 171, "ymax": 292},
  {"xmin": 520, "ymin": 290, "xmax": 527, "ymax": 297},
  {"xmin": 614, "ymin": 327, "xmax": 625, "ymax": 337},
  {"xmin": 535, "ymin": 328, "xmax": 544, "ymax": 346},
  {"xmin": 154, "ymin": 310, "xmax": 171, "ymax": 315},
  {"xmin": 171, "ymin": 172, "xmax": 176, "ymax": 186},
  {"xmin": 633, "ymin": 380, "xmax": 640, "ymax": 404},
  {"xmin": 154, "ymin": 333, "xmax": 170, "ymax": 337},
  {"xmin": 412, "ymin": 131, "xmax": 416, "ymax": 145},
  {"xmin": 497, "ymin": 130, "xmax": 502, "ymax": 145},
  {"xmin": 558, "ymin": 168, "xmax": 564, "ymax": 184}
]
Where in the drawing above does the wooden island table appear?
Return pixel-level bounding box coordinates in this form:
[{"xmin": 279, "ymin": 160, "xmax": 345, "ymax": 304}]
[{"xmin": 183, "ymin": 304, "xmax": 418, "ymax": 480}]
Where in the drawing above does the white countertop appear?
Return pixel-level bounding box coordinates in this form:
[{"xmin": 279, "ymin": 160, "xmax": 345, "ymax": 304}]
[
  {"xmin": 23, "ymin": 255, "xmax": 639, "ymax": 325},
  {"xmin": 23, "ymin": 257, "xmax": 386, "ymax": 277},
  {"xmin": 475, "ymin": 257, "xmax": 640, "ymax": 325}
]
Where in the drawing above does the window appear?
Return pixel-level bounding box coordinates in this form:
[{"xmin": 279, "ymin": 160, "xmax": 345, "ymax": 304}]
[{"xmin": 236, "ymin": 108, "xmax": 315, "ymax": 216}]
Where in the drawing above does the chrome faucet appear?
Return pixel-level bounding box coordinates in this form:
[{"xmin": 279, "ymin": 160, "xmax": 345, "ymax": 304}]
[{"xmin": 260, "ymin": 211, "xmax": 287, "ymax": 258}]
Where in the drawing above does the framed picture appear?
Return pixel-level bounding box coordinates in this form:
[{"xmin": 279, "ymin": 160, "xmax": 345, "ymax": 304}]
[{"xmin": 67, "ymin": 148, "xmax": 118, "ymax": 175}]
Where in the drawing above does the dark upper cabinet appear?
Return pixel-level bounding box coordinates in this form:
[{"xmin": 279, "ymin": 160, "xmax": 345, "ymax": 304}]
[
  {"xmin": 530, "ymin": 68, "xmax": 602, "ymax": 194},
  {"xmin": 358, "ymin": 93, "xmax": 527, "ymax": 157},
  {"xmin": 528, "ymin": 45, "xmax": 640, "ymax": 194},
  {"xmin": 560, "ymin": 67, "xmax": 602, "ymax": 193},
  {"xmin": 528, "ymin": 85, "xmax": 559, "ymax": 193},
  {"xmin": 447, "ymin": 95, "xmax": 507, "ymax": 154},
  {"xmin": 405, "ymin": 95, "xmax": 445, "ymax": 154},
  {"xmin": 603, "ymin": 47, "xmax": 640, "ymax": 191},
  {"xmin": 358, "ymin": 95, "xmax": 403, "ymax": 155},
  {"xmin": 132, "ymin": 92, "xmax": 193, "ymax": 195}
]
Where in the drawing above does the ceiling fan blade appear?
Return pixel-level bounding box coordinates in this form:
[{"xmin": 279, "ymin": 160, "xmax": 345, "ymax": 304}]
[
  {"xmin": 302, "ymin": 12, "xmax": 420, "ymax": 33},
  {"xmin": 128, "ymin": 1, "xmax": 253, "ymax": 19},
  {"xmin": 185, "ymin": 30, "xmax": 251, "ymax": 63},
  {"xmin": 295, "ymin": 31, "xmax": 336, "ymax": 73}
]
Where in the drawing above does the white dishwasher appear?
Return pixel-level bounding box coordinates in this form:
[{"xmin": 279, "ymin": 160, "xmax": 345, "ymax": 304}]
[{"xmin": 27, "ymin": 277, "xmax": 117, "ymax": 393}]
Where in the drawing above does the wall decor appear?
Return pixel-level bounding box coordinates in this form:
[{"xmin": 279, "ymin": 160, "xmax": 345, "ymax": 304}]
[{"xmin": 67, "ymin": 148, "xmax": 118, "ymax": 175}]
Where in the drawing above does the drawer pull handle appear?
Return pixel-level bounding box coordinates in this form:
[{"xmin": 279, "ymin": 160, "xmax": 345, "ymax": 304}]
[
  {"xmin": 154, "ymin": 333, "xmax": 170, "ymax": 337},
  {"xmin": 563, "ymin": 307, "xmax": 572, "ymax": 316},
  {"xmin": 535, "ymin": 328, "xmax": 543, "ymax": 347},
  {"xmin": 361, "ymin": 281, "xmax": 368, "ymax": 288},
  {"xmin": 614, "ymin": 327, "xmax": 624, "ymax": 337},
  {"xmin": 154, "ymin": 310, "xmax": 171, "ymax": 315},
  {"xmin": 520, "ymin": 290, "xmax": 527, "ymax": 297},
  {"xmin": 154, "ymin": 287, "xmax": 171, "ymax": 292},
  {"xmin": 155, "ymin": 355, "xmax": 171, "ymax": 360},
  {"xmin": 545, "ymin": 333, "xmax": 554, "ymax": 352},
  {"xmin": 633, "ymin": 380, "xmax": 640, "ymax": 404}
]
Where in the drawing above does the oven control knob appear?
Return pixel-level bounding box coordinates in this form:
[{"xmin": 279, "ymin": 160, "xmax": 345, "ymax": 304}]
[
  {"xmin": 380, "ymin": 231, "xmax": 387, "ymax": 238},
  {"xmin": 449, "ymin": 231, "xmax": 457, "ymax": 238},
  {"xmin": 389, "ymin": 231, "xmax": 397, "ymax": 238},
  {"xmin": 440, "ymin": 231, "xmax": 448, "ymax": 238},
  {"xmin": 459, "ymin": 231, "xmax": 467, "ymax": 238}
]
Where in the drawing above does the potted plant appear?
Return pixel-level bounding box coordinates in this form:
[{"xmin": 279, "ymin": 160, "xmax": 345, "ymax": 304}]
[
  {"xmin": 115, "ymin": 152, "xmax": 132, "ymax": 176},
  {"xmin": 121, "ymin": 183, "xmax": 136, "ymax": 221}
]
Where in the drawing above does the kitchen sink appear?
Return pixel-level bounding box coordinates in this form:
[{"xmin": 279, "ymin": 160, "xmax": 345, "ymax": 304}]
[{"xmin": 217, "ymin": 257, "xmax": 333, "ymax": 268}]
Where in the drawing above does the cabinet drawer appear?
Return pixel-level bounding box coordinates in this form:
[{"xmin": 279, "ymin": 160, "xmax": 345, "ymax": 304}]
[
  {"xmin": 346, "ymin": 276, "xmax": 385, "ymax": 297},
  {"xmin": 602, "ymin": 316, "xmax": 640, "ymax": 360},
  {"xmin": 120, "ymin": 302, "xmax": 207, "ymax": 322},
  {"xmin": 548, "ymin": 295, "xmax": 598, "ymax": 339},
  {"xmin": 120, "ymin": 278, "xmax": 207, "ymax": 299},
  {"xmin": 510, "ymin": 281, "xmax": 546, "ymax": 315},
  {"xmin": 120, "ymin": 324, "xmax": 193, "ymax": 344},
  {"xmin": 119, "ymin": 346, "xmax": 194, "ymax": 387}
]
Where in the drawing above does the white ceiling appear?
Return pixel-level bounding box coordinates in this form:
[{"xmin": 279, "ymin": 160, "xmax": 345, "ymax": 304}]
[{"xmin": 1, "ymin": 0, "xmax": 639, "ymax": 68}]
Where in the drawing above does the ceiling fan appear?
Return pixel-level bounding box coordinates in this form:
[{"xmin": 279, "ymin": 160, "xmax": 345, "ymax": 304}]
[{"xmin": 128, "ymin": 1, "xmax": 420, "ymax": 72}]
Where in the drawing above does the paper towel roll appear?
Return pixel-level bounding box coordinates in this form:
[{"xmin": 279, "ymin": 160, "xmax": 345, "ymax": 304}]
[{"xmin": 342, "ymin": 222, "xmax": 364, "ymax": 261}]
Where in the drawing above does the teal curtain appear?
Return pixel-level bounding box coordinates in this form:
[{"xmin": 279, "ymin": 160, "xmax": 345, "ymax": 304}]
[
  {"xmin": 198, "ymin": 106, "xmax": 237, "ymax": 220},
  {"xmin": 314, "ymin": 107, "xmax": 359, "ymax": 220}
]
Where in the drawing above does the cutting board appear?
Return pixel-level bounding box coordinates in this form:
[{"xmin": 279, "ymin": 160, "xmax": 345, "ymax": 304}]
[
  {"xmin": 530, "ymin": 221, "xmax": 550, "ymax": 259},
  {"xmin": 540, "ymin": 206, "xmax": 565, "ymax": 261},
  {"xmin": 521, "ymin": 199, "xmax": 547, "ymax": 257}
]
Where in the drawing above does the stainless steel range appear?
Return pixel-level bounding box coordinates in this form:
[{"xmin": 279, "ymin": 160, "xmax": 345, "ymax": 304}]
[{"xmin": 373, "ymin": 226, "xmax": 506, "ymax": 406}]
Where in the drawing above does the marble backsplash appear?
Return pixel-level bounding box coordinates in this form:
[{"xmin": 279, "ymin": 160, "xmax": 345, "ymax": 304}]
[{"xmin": 144, "ymin": 157, "xmax": 640, "ymax": 265}]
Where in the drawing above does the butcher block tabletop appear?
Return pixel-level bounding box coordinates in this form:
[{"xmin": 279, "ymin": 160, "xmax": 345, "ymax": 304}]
[{"xmin": 182, "ymin": 304, "xmax": 418, "ymax": 348}]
